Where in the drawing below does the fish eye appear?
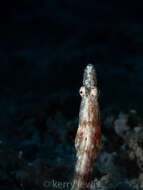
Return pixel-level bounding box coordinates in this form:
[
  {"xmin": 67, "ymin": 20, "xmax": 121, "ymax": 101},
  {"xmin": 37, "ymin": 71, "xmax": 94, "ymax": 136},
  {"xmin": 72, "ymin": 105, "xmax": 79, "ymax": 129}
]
[
  {"xmin": 79, "ymin": 86, "xmax": 86, "ymax": 97},
  {"xmin": 90, "ymin": 88, "xmax": 97, "ymax": 97}
]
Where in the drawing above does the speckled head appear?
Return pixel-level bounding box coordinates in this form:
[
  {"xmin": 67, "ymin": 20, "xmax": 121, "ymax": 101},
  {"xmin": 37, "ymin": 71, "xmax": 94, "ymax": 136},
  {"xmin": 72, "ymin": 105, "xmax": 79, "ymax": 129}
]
[{"xmin": 83, "ymin": 64, "xmax": 97, "ymax": 88}]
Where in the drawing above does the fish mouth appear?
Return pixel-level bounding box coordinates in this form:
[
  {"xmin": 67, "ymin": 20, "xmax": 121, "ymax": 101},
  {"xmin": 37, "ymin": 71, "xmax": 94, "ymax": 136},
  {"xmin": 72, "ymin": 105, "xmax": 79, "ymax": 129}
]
[{"xmin": 83, "ymin": 64, "xmax": 97, "ymax": 88}]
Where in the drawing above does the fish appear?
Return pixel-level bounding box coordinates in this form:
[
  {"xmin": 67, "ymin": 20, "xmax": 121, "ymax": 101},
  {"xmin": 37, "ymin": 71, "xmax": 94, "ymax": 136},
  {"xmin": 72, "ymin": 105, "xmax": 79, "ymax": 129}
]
[{"xmin": 71, "ymin": 64, "xmax": 101, "ymax": 190}]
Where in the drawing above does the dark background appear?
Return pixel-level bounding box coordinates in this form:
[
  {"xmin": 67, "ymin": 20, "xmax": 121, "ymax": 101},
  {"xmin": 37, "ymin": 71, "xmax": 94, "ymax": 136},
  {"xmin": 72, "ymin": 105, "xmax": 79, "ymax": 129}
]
[
  {"xmin": 1, "ymin": 0, "xmax": 143, "ymax": 112},
  {"xmin": 0, "ymin": 1, "xmax": 143, "ymax": 189}
]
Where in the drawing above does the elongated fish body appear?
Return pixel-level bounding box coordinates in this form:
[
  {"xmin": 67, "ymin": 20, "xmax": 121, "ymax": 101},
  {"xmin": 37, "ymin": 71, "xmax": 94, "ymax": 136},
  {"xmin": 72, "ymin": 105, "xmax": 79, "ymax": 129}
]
[{"xmin": 71, "ymin": 64, "xmax": 101, "ymax": 190}]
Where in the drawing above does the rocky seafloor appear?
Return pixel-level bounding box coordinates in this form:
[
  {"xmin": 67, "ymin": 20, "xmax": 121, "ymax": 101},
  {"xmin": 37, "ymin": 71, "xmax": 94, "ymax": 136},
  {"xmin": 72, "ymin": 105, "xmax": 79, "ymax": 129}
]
[{"xmin": 0, "ymin": 89, "xmax": 143, "ymax": 190}]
